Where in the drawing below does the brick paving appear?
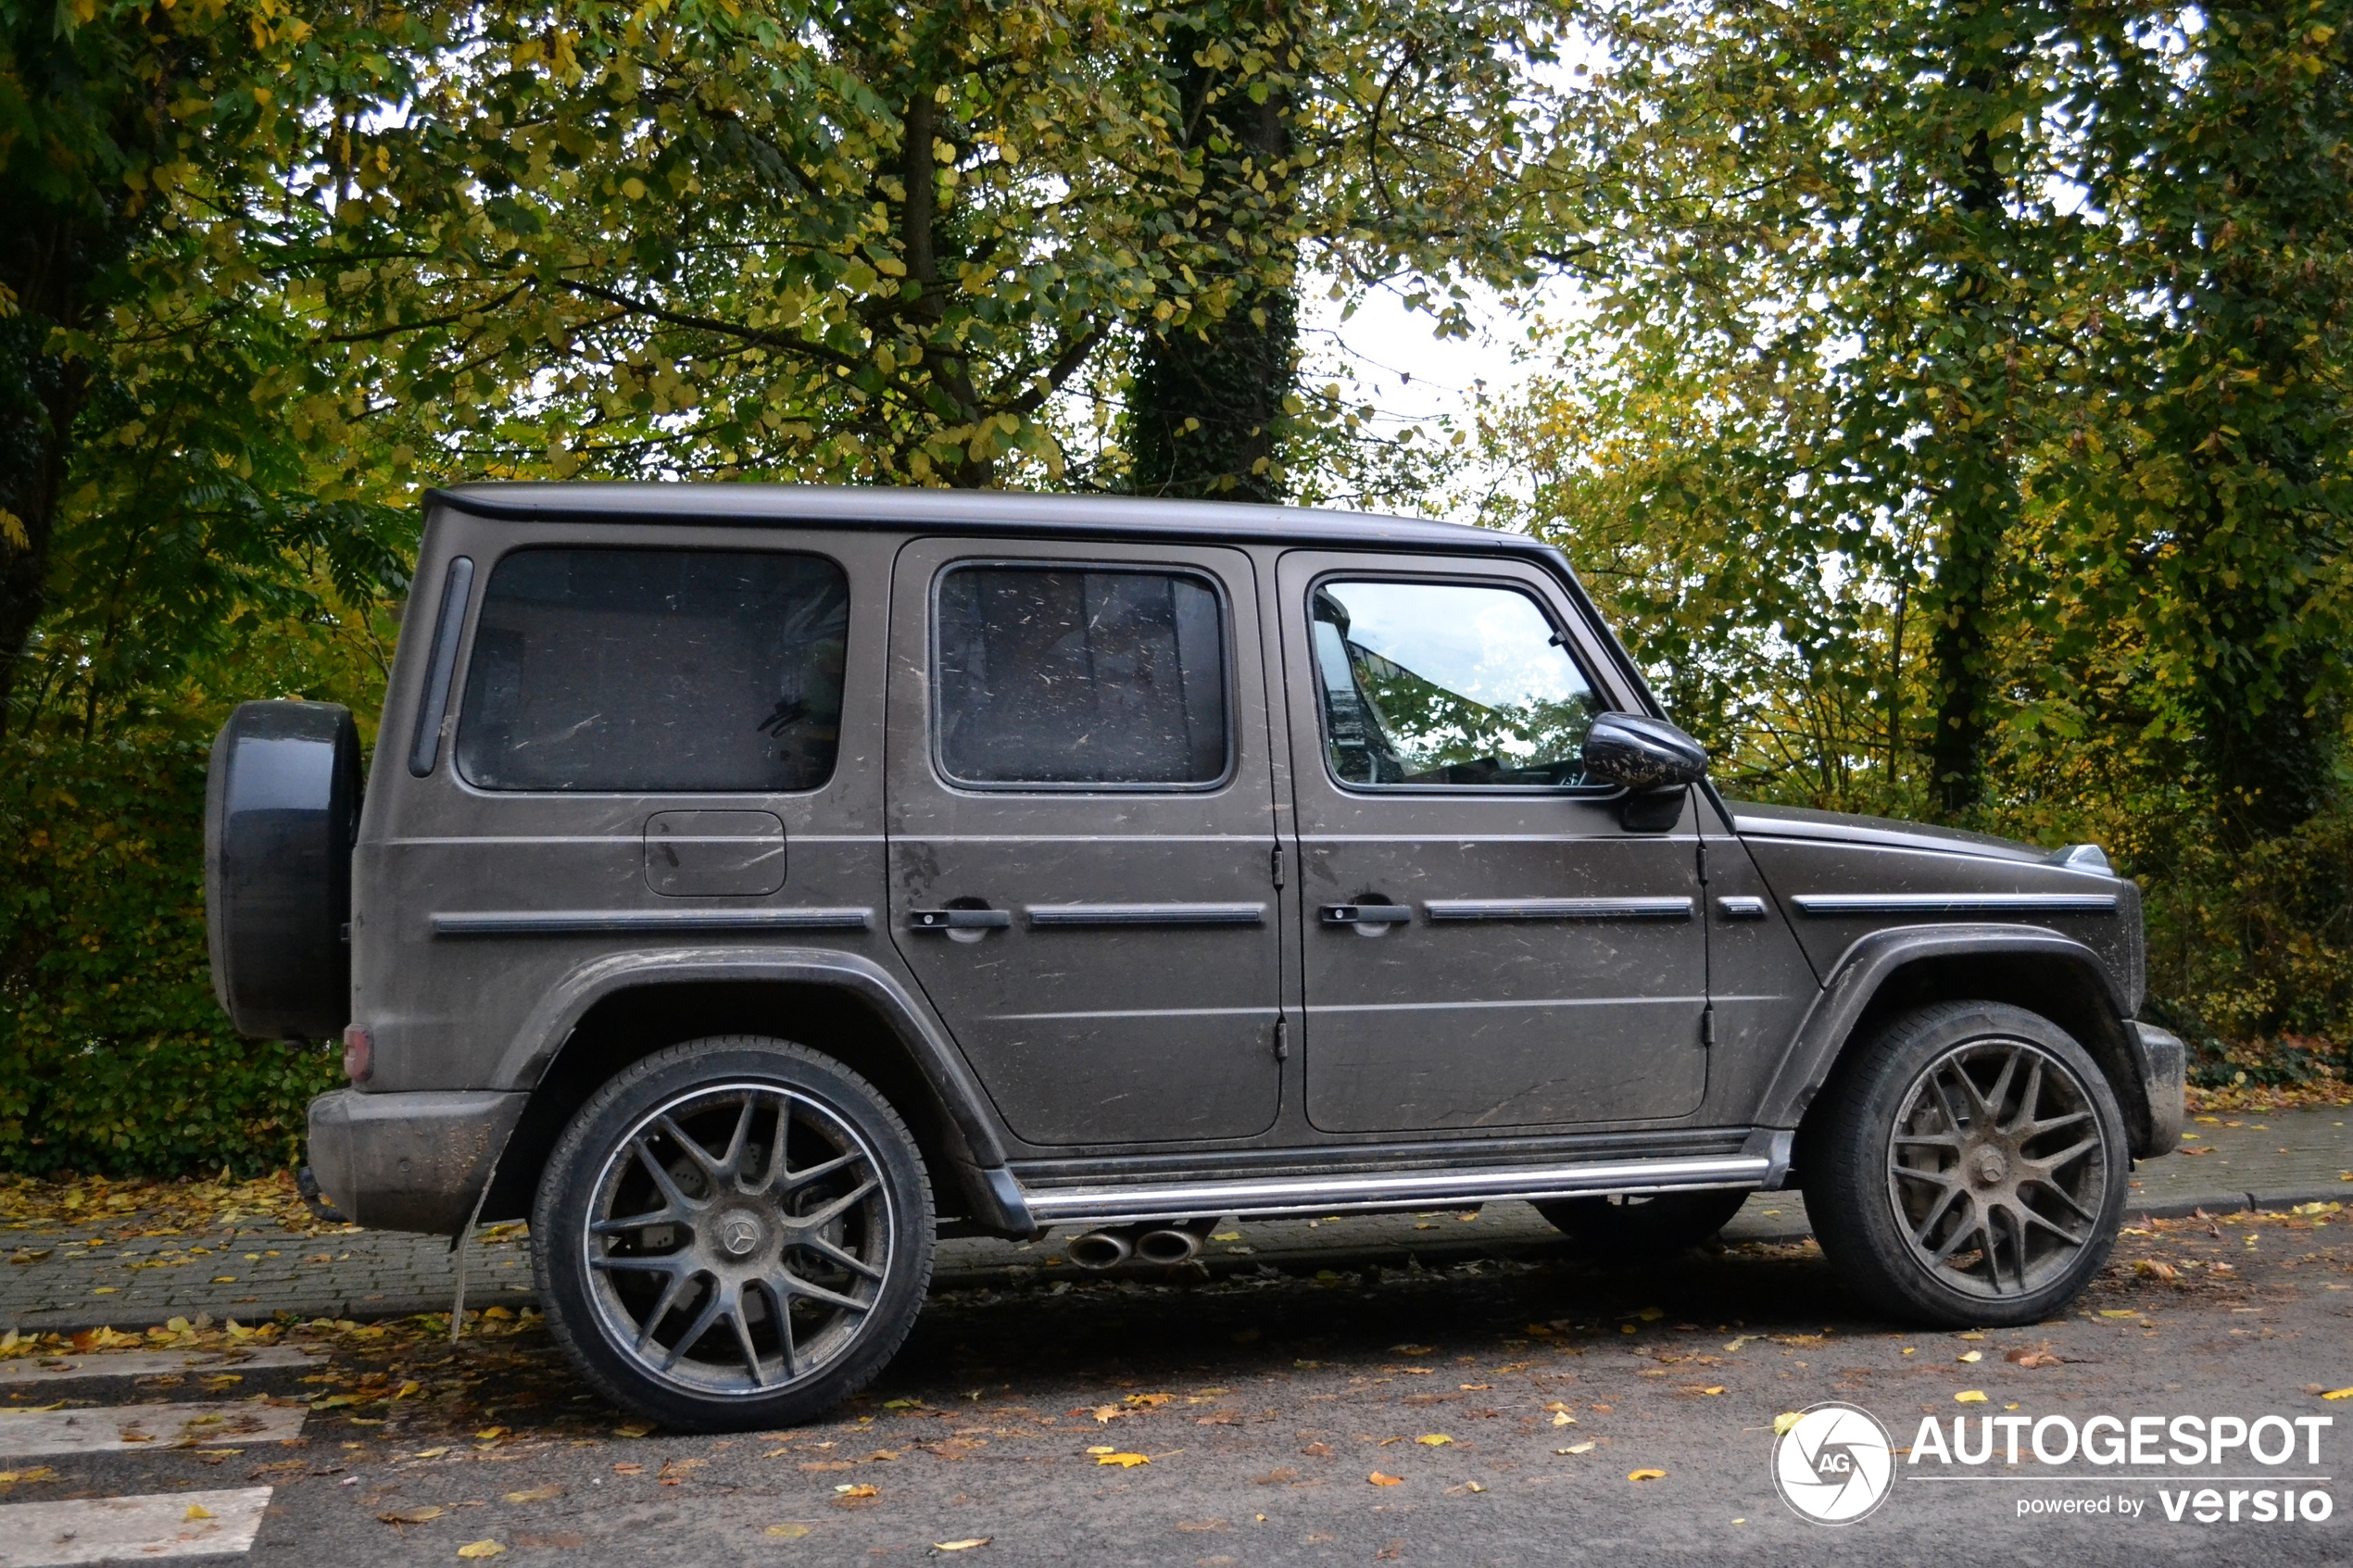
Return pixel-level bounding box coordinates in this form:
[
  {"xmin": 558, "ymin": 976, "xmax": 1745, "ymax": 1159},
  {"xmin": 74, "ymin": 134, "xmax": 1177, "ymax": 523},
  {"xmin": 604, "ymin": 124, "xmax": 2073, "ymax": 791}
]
[{"xmin": 4, "ymin": 1106, "xmax": 2344, "ymax": 1336}]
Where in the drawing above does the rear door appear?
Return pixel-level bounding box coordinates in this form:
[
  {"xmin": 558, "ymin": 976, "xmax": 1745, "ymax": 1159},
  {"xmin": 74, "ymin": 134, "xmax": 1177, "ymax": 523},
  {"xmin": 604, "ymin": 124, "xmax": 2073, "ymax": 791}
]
[
  {"xmin": 884, "ymin": 537, "xmax": 1283, "ymax": 1147},
  {"xmin": 1277, "ymin": 552, "xmax": 1709, "ymax": 1133}
]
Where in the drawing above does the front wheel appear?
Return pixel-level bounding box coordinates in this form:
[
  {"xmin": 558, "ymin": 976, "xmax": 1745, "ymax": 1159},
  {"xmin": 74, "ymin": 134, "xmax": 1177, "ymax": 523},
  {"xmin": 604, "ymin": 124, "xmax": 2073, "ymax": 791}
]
[
  {"xmin": 1803, "ymin": 1002, "xmax": 2129, "ymax": 1327},
  {"xmin": 532, "ymin": 1036, "xmax": 935, "ymax": 1432}
]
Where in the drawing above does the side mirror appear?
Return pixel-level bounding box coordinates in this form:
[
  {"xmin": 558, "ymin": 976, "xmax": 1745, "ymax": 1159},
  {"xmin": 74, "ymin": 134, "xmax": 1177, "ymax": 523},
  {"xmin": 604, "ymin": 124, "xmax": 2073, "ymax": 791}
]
[{"xmin": 1582, "ymin": 711, "xmax": 1708, "ymax": 790}]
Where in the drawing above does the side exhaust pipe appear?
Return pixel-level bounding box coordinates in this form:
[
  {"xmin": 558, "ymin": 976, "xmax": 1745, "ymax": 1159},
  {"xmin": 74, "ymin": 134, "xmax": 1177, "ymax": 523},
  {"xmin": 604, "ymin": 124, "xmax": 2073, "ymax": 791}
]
[
  {"xmin": 1133, "ymin": 1225, "xmax": 1204, "ymax": 1265},
  {"xmin": 1064, "ymin": 1229, "xmax": 1135, "ymax": 1270}
]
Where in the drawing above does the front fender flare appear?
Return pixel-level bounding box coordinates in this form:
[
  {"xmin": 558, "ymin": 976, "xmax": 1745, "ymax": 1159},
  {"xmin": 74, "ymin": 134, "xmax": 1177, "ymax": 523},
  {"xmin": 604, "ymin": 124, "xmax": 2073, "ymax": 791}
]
[{"xmin": 1754, "ymin": 923, "xmax": 2148, "ymax": 1143}]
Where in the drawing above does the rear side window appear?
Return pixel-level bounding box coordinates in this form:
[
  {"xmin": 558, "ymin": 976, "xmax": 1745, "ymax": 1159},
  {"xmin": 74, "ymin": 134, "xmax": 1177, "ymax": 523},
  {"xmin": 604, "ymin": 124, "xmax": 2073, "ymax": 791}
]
[
  {"xmin": 456, "ymin": 548, "xmax": 849, "ymax": 792},
  {"xmin": 935, "ymin": 565, "xmax": 1229, "ymax": 787}
]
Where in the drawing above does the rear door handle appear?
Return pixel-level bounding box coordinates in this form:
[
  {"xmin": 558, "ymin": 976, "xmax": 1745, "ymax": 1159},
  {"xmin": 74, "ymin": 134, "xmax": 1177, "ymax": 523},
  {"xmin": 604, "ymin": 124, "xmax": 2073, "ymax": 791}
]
[
  {"xmin": 1320, "ymin": 903, "xmax": 1413, "ymax": 926},
  {"xmin": 908, "ymin": 908, "xmax": 1013, "ymax": 931}
]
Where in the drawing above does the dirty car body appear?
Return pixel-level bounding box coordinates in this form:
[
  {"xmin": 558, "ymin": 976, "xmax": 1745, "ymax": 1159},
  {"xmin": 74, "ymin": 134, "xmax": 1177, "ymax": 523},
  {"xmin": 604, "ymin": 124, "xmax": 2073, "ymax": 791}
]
[{"xmin": 205, "ymin": 484, "xmax": 2183, "ymax": 1429}]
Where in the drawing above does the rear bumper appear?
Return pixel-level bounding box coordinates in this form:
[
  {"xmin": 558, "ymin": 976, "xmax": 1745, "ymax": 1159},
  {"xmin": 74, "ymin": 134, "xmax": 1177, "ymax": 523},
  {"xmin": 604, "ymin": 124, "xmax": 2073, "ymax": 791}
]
[
  {"xmin": 2127, "ymin": 1021, "xmax": 2186, "ymax": 1158},
  {"xmin": 307, "ymin": 1088, "xmax": 529, "ymax": 1235}
]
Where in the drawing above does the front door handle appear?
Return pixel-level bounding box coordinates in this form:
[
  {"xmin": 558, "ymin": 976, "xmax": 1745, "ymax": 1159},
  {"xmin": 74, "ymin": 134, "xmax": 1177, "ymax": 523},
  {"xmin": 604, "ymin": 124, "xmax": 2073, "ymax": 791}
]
[
  {"xmin": 1320, "ymin": 903, "xmax": 1414, "ymax": 926},
  {"xmin": 908, "ymin": 908, "xmax": 1013, "ymax": 932}
]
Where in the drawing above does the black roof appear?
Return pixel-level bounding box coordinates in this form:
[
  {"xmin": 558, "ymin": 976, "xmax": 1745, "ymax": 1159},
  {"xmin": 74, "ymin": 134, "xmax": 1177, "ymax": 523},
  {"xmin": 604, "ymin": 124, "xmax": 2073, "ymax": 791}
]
[{"xmin": 425, "ymin": 483, "xmax": 1543, "ymax": 557}]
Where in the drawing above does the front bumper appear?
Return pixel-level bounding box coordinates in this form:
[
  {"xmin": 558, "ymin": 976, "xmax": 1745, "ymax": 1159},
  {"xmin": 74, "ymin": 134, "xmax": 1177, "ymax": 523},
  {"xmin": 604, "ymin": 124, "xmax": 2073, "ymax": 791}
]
[
  {"xmin": 2128, "ymin": 1021, "xmax": 2186, "ymax": 1158},
  {"xmin": 307, "ymin": 1088, "xmax": 529, "ymax": 1235}
]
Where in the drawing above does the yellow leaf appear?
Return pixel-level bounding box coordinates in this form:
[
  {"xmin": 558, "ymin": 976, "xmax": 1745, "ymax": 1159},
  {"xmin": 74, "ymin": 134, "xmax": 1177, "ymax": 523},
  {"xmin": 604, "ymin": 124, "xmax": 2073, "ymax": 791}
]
[
  {"xmin": 379, "ymin": 1507, "xmax": 444, "ymax": 1524},
  {"xmin": 1085, "ymin": 1446, "xmax": 1116, "ymax": 1456},
  {"xmin": 765, "ymin": 1524, "xmax": 812, "ymax": 1538},
  {"xmin": 185, "ymin": 1505, "xmax": 214, "ymax": 1521},
  {"xmin": 502, "ymin": 1486, "xmax": 560, "ymax": 1503},
  {"xmin": 1095, "ymin": 1453, "xmax": 1149, "ymax": 1468},
  {"xmin": 474, "ymin": 1427, "xmax": 508, "ymax": 1440},
  {"xmin": 934, "ymin": 1540, "xmax": 991, "ymax": 1552},
  {"xmin": 1416, "ymin": 1434, "xmax": 1452, "ymax": 1447},
  {"xmin": 1368, "ymin": 1472, "xmax": 1403, "ymax": 1486},
  {"xmin": 1700, "ymin": 1386, "xmax": 1726, "ymax": 1396},
  {"xmin": 1955, "ymin": 1390, "xmax": 1989, "ymax": 1403},
  {"xmin": 1124, "ymin": 1392, "xmax": 1172, "ymax": 1408},
  {"xmin": 1957, "ymin": 1351, "xmax": 1982, "ymax": 1363},
  {"xmin": 1628, "ymin": 1468, "xmax": 1667, "ymax": 1482},
  {"xmin": 614, "ymin": 1423, "xmax": 654, "ymax": 1438},
  {"xmin": 1559, "ymin": 1442, "xmax": 1596, "ymax": 1454},
  {"xmin": 1772, "ymin": 1411, "xmax": 1803, "ymax": 1436},
  {"xmin": 1552, "ymin": 1411, "xmax": 1575, "ymax": 1426},
  {"xmin": 2322, "ymin": 1388, "xmax": 2353, "ymax": 1401},
  {"xmin": 456, "ymin": 1543, "xmax": 505, "ymax": 1560},
  {"xmin": 835, "ymin": 1483, "xmax": 879, "ymax": 1497}
]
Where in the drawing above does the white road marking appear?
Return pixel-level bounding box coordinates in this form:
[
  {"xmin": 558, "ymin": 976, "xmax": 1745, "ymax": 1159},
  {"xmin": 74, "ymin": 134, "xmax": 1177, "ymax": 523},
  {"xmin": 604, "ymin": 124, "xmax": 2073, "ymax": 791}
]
[
  {"xmin": 0, "ymin": 1348, "xmax": 322, "ymax": 1386},
  {"xmin": 0, "ymin": 1402, "xmax": 304, "ymax": 1457},
  {"xmin": 0, "ymin": 1486, "xmax": 272, "ymax": 1565}
]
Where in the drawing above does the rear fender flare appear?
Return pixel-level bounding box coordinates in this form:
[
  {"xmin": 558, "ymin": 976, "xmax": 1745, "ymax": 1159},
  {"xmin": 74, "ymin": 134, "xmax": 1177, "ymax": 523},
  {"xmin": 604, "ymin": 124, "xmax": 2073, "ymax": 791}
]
[
  {"xmin": 1756, "ymin": 924, "xmax": 2147, "ymax": 1144},
  {"xmin": 488, "ymin": 947, "xmax": 1029, "ymax": 1230}
]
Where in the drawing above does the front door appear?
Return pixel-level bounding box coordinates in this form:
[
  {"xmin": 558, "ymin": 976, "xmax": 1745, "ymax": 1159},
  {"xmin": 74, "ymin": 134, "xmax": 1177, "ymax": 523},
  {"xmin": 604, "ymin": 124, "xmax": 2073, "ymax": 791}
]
[
  {"xmin": 885, "ymin": 538, "xmax": 1283, "ymax": 1147},
  {"xmin": 1279, "ymin": 554, "xmax": 1709, "ymax": 1133}
]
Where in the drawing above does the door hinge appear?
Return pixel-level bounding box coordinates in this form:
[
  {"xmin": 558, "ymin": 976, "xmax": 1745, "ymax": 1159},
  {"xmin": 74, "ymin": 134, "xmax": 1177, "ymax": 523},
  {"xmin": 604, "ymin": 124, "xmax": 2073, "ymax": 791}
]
[
  {"xmin": 1270, "ymin": 845, "xmax": 1286, "ymax": 890},
  {"xmin": 1701, "ymin": 1006, "xmax": 1717, "ymax": 1047},
  {"xmin": 1273, "ymin": 1013, "xmax": 1290, "ymax": 1060}
]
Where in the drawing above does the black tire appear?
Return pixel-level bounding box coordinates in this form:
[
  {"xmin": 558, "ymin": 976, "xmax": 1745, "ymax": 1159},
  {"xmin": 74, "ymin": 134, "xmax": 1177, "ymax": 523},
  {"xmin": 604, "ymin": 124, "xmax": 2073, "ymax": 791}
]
[
  {"xmin": 532, "ymin": 1036, "xmax": 935, "ymax": 1432},
  {"xmin": 1802, "ymin": 1002, "xmax": 2129, "ymax": 1327},
  {"xmin": 1533, "ymin": 1188, "xmax": 1751, "ymax": 1257}
]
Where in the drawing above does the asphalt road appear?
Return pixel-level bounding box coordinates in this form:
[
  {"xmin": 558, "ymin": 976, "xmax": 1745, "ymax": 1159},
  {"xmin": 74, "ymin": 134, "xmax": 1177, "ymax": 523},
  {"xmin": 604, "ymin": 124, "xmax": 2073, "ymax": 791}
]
[{"xmin": 5, "ymin": 1205, "xmax": 2349, "ymax": 1567}]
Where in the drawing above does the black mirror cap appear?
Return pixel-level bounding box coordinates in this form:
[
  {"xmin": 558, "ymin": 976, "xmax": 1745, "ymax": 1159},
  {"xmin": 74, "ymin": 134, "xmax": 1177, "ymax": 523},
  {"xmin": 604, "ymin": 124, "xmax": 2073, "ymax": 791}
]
[{"xmin": 1583, "ymin": 711, "xmax": 1708, "ymax": 791}]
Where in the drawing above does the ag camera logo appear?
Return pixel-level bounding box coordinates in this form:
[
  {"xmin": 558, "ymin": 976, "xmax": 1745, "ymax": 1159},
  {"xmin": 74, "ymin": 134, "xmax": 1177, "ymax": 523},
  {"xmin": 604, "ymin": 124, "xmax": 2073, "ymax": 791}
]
[{"xmin": 1774, "ymin": 1401, "xmax": 1896, "ymax": 1524}]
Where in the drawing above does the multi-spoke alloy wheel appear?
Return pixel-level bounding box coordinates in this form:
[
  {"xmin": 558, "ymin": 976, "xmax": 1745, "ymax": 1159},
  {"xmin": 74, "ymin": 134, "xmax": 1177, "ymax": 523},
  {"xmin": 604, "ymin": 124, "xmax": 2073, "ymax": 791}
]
[
  {"xmin": 535, "ymin": 1038, "xmax": 933, "ymax": 1431},
  {"xmin": 1885, "ymin": 1039, "xmax": 2109, "ymax": 1300},
  {"xmin": 1805, "ymin": 1003, "xmax": 2129, "ymax": 1327}
]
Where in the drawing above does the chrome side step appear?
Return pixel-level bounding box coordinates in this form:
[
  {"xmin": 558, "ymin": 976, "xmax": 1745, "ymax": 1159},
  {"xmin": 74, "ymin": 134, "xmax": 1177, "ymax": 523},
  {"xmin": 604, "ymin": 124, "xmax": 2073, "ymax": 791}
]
[{"xmin": 1019, "ymin": 1151, "xmax": 1775, "ymax": 1227}]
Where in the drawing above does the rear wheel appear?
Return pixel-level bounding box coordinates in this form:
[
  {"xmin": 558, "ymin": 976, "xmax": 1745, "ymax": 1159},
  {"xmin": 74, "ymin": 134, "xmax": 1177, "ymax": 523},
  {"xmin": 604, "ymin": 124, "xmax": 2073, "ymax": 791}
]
[
  {"xmin": 532, "ymin": 1036, "xmax": 934, "ymax": 1432},
  {"xmin": 1803, "ymin": 1002, "xmax": 2128, "ymax": 1327},
  {"xmin": 1533, "ymin": 1188, "xmax": 1750, "ymax": 1256}
]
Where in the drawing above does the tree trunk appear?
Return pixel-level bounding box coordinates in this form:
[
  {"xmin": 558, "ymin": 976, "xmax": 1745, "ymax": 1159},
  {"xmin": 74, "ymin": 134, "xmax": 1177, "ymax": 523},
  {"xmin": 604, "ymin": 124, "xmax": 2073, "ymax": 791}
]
[
  {"xmin": 1126, "ymin": 13, "xmax": 1299, "ymax": 503},
  {"xmin": 0, "ymin": 215, "xmax": 92, "ymax": 740}
]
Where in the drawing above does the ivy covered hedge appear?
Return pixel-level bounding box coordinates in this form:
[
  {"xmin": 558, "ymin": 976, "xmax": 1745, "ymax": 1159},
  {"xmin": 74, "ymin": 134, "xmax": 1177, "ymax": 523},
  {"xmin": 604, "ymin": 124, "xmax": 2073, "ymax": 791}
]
[{"xmin": 0, "ymin": 739, "xmax": 340, "ymax": 1177}]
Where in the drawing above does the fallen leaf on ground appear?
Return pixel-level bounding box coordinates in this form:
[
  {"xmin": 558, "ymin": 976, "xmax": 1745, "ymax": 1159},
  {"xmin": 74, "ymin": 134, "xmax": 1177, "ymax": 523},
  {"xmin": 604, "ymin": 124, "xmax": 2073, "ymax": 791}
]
[
  {"xmin": 1416, "ymin": 1435, "xmax": 1452, "ymax": 1447},
  {"xmin": 411, "ymin": 1448, "xmax": 451, "ymax": 1460},
  {"xmin": 379, "ymin": 1507, "xmax": 445, "ymax": 1524},
  {"xmin": 1558, "ymin": 1442, "xmax": 1596, "ymax": 1455},
  {"xmin": 1368, "ymin": 1473, "xmax": 1403, "ymax": 1486},
  {"xmin": 1628, "ymin": 1469, "xmax": 1667, "ymax": 1482},
  {"xmin": 1124, "ymin": 1393, "xmax": 1172, "ymax": 1408},
  {"xmin": 1955, "ymin": 1390, "xmax": 1989, "ymax": 1403},
  {"xmin": 1957, "ymin": 1351, "xmax": 1982, "ymax": 1363},
  {"xmin": 2097, "ymin": 1310, "xmax": 2140, "ymax": 1319},
  {"xmin": 2323, "ymin": 1388, "xmax": 2353, "ymax": 1401},
  {"xmin": 934, "ymin": 1540, "xmax": 990, "ymax": 1552},
  {"xmin": 456, "ymin": 1543, "xmax": 505, "ymax": 1560},
  {"xmin": 1096, "ymin": 1453, "xmax": 1149, "ymax": 1468},
  {"xmin": 610, "ymin": 1463, "xmax": 643, "ymax": 1475},
  {"xmin": 764, "ymin": 1524, "xmax": 812, "ymax": 1539},
  {"xmin": 614, "ymin": 1422, "xmax": 654, "ymax": 1437},
  {"xmin": 184, "ymin": 1505, "xmax": 214, "ymax": 1521},
  {"xmin": 502, "ymin": 1486, "xmax": 561, "ymax": 1504},
  {"xmin": 474, "ymin": 1427, "xmax": 508, "ymax": 1440},
  {"xmin": 1772, "ymin": 1412, "xmax": 1803, "ymax": 1436},
  {"xmin": 2007, "ymin": 1349, "xmax": 2064, "ymax": 1368},
  {"xmin": 1448, "ymin": 1481, "xmax": 1487, "ymax": 1494},
  {"xmin": 835, "ymin": 1483, "xmax": 879, "ymax": 1498},
  {"xmin": 1551, "ymin": 1412, "xmax": 1576, "ymax": 1427},
  {"xmin": 1085, "ymin": 1446, "xmax": 1117, "ymax": 1456},
  {"xmin": 1088, "ymin": 1406, "xmax": 1122, "ymax": 1424},
  {"xmin": 1390, "ymin": 1344, "xmax": 1433, "ymax": 1356},
  {"xmin": 1698, "ymin": 1386, "xmax": 1726, "ymax": 1396}
]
